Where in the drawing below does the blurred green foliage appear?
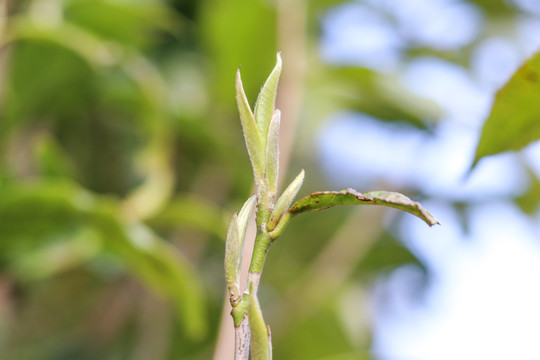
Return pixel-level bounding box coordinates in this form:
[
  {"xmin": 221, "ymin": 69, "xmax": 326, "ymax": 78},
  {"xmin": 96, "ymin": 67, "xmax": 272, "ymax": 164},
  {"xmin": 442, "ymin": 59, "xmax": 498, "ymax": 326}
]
[
  {"xmin": 473, "ymin": 51, "xmax": 540, "ymax": 168},
  {"xmin": 0, "ymin": 0, "xmax": 537, "ymax": 359}
]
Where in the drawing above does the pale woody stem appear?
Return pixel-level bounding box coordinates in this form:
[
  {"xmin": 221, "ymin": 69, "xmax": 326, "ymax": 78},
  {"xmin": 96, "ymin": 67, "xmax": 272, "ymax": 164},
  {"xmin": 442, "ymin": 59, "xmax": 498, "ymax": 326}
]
[
  {"xmin": 248, "ymin": 271, "xmax": 262, "ymax": 295},
  {"xmin": 234, "ymin": 272, "xmax": 262, "ymax": 359},
  {"xmin": 235, "ymin": 317, "xmax": 250, "ymax": 360}
]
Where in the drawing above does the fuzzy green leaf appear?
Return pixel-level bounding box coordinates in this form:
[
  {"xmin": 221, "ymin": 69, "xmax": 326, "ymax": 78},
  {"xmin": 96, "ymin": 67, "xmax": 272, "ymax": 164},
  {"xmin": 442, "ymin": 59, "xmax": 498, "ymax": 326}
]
[
  {"xmin": 224, "ymin": 214, "xmax": 240, "ymax": 297},
  {"xmin": 237, "ymin": 194, "xmax": 257, "ymax": 243},
  {"xmin": 254, "ymin": 52, "xmax": 282, "ymax": 144},
  {"xmin": 266, "ymin": 169, "xmax": 305, "ymax": 232},
  {"xmin": 236, "ymin": 69, "xmax": 265, "ymax": 180},
  {"xmin": 224, "ymin": 195, "xmax": 256, "ymax": 298},
  {"xmin": 249, "ymin": 294, "xmax": 272, "ymax": 360},
  {"xmin": 472, "ymin": 51, "xmax": 540, "ymax": 169},
  {"xmin": 265, "ymin": 110, "xmax": 281, "ymax": 198},
  {"xmin": 289, "ymin": 188, "xmax": 440, "ymax": 227}
]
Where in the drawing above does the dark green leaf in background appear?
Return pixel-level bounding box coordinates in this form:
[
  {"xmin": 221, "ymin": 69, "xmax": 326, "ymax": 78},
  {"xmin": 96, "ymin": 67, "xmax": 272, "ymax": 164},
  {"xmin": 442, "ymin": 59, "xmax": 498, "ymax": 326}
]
[
  {"xmin": 200, "ymin": 0, "xmax": 277, "ymax": 106},
  {"xmin": 64, "ymin": 0, "xmax": 177, "ymax": 49},
  {"xmin": 0, "ymin": 182, "xmax": 207, "ymax": 339},
  {"xmin": 355, "ymin": 231, "xmax": 426, "ymax": 279}
]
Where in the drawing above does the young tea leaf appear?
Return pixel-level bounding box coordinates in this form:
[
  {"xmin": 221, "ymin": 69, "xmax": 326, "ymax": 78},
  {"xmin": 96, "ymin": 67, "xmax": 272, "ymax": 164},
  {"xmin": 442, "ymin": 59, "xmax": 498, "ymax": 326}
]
[
  {"xmin": 289, "ymin": 188, "xmax": 439, "ymax": 227},
  {"xmin": 236, "ymin": 69, "xmax": 265, "ymax": 180},
  {"xmin": 237, "ymin": 194, "xmax": 257, "ymax": 243},
  {"xmin": 254, "ymin": 52, "xmax": 282, "ymax": 144},
  {"xmin": 224, "ymin": 195, "xmax": 256, "ymax": 299},
  {"xmin": 224, "ymin": 214, "xmax": 241, "ymax": 297},
  {"xmin": 225, "ymin": 195, "xmax": 256, "ymax": 299},
  {"xmin": 266, "ymin": 169, "xmax": 305, "ymax": 232},
  {"xmin": 472, "ymin": 50, "xmax": 540, "ymax": 170},
  {"xmin": 265, "ymin": 110, "xmax": 281, "ymax": 198}
]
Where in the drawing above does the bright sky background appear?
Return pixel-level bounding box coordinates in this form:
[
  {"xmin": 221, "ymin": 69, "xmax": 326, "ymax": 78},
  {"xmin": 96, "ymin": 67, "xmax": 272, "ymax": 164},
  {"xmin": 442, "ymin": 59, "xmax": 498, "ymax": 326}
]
[{"xmin": 318, "ymin": 0, "xmax": 540, "ymax": 359}]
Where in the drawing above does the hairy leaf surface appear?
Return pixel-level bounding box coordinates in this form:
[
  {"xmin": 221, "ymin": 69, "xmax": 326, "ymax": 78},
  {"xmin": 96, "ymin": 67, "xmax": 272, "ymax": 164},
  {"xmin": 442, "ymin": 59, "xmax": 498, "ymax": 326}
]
[
  {"xmin": 254, "ymin": 52, "xmax": 282, "ymax": 143},
  {"xmin": 236, "ymin": 69, "xmax": 265, "ymax": 180}
]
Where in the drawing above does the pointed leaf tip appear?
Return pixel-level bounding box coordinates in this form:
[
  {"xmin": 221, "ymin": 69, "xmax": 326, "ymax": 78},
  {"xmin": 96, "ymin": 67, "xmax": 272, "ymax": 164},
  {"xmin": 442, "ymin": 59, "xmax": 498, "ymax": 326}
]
[
  {"xmin": 289, "ymin": 188, "xmax": 439, "ymax": 227},
  {"xmin": 471, "ymin": 51, "xmax": 540, "ymax": 172},
  {"xmin": 364, "ymin": 191, "xmax": 440, "ymax": 226},
  {"xmin": 254, "ymin": 53, "xmax": 282, "ymax": 144}
]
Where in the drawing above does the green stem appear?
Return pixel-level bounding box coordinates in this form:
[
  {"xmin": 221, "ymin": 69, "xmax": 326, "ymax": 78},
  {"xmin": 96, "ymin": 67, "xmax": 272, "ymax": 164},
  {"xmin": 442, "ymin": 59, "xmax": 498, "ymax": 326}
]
[
  {"xmin": 230, "ymin": 197, "xmax": 274, "ymax": 359},
  {"xmin": 267, "ymin": 211, "xmax": 293, "ymax": 240},
  {"xmin": 249, "ymin": 232, "xmax": 271, "ymax": 274},
  {"xmin": 231, "ymin": 293, "xmax": 250, "ymax": 326},
  {"xmin": 249, "ymin": 192, "xmax": 273, "ymax": 274}
]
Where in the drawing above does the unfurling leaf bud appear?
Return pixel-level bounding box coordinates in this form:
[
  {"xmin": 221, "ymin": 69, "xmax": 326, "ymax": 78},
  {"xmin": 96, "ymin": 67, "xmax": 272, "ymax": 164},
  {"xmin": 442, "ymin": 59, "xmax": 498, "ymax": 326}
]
[
  {"xmin": 254, "ymin": 52, "xmax": 282, "ymax": 145},
  {"xmin": 225, "ymin": 195, "xmax": 257, "ymax": 301},
  {"xmin": 266, "ymin": 169, "xmax": 305, "ymax": 232},
  {"xmin": 236, "ymin": 70, "xmax": 265, "ymax": 182}
]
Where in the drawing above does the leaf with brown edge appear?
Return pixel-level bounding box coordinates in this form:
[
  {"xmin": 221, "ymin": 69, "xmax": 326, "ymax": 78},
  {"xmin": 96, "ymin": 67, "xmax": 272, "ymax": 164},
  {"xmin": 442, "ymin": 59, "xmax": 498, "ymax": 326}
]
[{"xmin": 289, "ymin": 188, "xmax": 440, "ymax": 227}]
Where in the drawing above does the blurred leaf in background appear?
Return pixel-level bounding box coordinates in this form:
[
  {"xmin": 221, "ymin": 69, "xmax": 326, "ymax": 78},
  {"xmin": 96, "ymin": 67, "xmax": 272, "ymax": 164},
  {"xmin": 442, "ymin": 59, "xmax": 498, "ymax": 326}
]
[{"xmin": 472, "ymin": 51, "xmax": 540, "ymax": 169}]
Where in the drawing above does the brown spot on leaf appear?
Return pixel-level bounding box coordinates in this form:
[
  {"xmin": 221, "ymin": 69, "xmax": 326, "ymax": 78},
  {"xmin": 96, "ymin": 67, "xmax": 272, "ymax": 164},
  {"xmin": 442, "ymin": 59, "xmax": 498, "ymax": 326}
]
[{"xmin": 525, "ymin": 71, "xmax": 538, "ymax": 83}]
